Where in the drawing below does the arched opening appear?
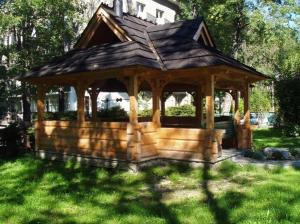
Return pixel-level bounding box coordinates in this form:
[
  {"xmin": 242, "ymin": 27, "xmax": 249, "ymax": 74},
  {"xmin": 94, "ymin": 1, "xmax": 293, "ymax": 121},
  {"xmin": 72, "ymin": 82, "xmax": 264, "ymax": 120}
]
[
  {"xmin": 88, "ymin": 78, "xmax": 129, "ymax": 122},
  {"xmin": 161, "ymin": 82, "xmax": 197, "ymax": 127},
  {"xmin": 38, "ymin": 85, "xmax": 77, "ymax": 121},
  {"xmin": 138, "ymin": 80, "xmax": 152, "ymax": 122}
]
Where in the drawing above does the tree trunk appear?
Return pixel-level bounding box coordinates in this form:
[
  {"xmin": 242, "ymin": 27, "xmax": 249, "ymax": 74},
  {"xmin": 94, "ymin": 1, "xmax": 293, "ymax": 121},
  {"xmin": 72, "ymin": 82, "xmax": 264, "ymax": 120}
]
[{"xmin": 22, "ymin": 83, "xmax": 31, "ymax": 123}]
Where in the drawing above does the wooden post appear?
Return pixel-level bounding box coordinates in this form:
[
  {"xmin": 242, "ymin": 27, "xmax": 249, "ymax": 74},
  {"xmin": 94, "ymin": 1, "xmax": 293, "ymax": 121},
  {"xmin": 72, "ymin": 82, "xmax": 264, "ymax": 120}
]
[
  {"xmin": 90, "ymin": 88, "xmax": 100, "ymax": 122},
  {"xmin": 37, "ymin": 86, "xmax": 46, "ymax": 122},
  {"xmin": 205, "ymin": 75, "xmax": 215, "ymax": 130},
  {"xmin": 36, "ymin": 85, "xmax": 47, "ymax": 150},
  {"xmin": 161, "ymin": 92, "xmax": 166, "ymax": 117},
  {"xmin": 152, "ymin": 87, "xmax": 161, "ymax": 128},
  {"xmin": 244, "ymin": 82, "xmax": 250, "ymax": 129},
  {"xmin": 129, "ymin": 75, "xmax": 138, "ymax": 125},
  {"xmin": 204, "ymin": 75, "xmax": 216, "ymax": 161},
  {"xmin": 127, "ymin": 75, "xmax": 140, "ymax": 161},
  {"xmin": 195, "ymin": 86, "xmax": 203, "ymax": 127},
  {"xmin": 234, "ymin": 90, "xmax": 240, "ymax": 126},
  {"xmin": 75, "ymin": 83, "xmax": 86, "ymax": 124}
]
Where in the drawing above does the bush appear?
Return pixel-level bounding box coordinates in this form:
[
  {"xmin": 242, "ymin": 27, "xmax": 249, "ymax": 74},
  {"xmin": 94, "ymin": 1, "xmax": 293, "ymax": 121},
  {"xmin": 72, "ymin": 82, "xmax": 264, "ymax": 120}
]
[
  {"xmin": 0, "ymin": 122, "xmax": 24, "ymax": 156},
  {"xmin": 275, "ymin": 76, "xmax": 300, "ymax": 136},
  {"xmin": 33, "ymin": 111, "xmax": 77, "ymax": 121},
  {"xmin": 98, "ymin": 106, "xmax": 128, "ymax": 119},
  {"xmin": 139, "ymin": 108, "xmax": 152, "ymax": 117},
  {"xmin": 165, "ymin": 104, "xmax": 195, "ymax": 117}
]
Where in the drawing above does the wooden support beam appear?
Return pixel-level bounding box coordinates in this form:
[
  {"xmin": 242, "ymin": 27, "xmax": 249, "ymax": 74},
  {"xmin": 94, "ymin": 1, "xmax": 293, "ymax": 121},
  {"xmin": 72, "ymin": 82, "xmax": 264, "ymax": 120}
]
[
  {"xmin": 37, "ymin": 85, "xmax": 47, "ymax": 122},
  {"xmin": 36, "ymin": 85, "xmax": 47, "ymax": 150},
  {"xmin": 205, "ymin": 75, "xmax": 215, "ymax": 129},
  {"xmin": 195, "ymin": 86, "xmax": 203, "ymax": 127},
  {"xmin": 127, "ymin": 75, "xmax": 140, "ymax": 161},
  {"xmin": 244, "ymin": 82, "xmax": 250, "ymax": 129},
  {"xmin": 152, "ymin": 87, "xmax": 161, "ymax": 128},
  {"xmin": 234, "ymin": 90, "xmax": 240, "ymax": 126},
  {"xmin": 88, "ymin": 88, "xmax": 100, "ymax": 122},
  {"xmin": 129, "ymin": 75, "xmax": 138, "ymax": 125},
  {"xmin": 75, "ymin": 83, "xmax": 87, "ymax": 124}
]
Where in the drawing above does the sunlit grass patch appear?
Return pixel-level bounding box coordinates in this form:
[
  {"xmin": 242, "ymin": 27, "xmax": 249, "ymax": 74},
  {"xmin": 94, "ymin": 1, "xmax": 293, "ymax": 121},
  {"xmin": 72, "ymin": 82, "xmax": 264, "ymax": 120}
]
[{"xmin": 0, "ymin": 154, "xmax": 299, "ymax": 224}]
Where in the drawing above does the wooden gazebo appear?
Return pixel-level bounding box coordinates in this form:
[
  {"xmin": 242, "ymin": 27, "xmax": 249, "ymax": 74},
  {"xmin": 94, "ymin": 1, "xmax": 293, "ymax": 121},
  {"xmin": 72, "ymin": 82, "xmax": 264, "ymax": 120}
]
[{"xmin": 20, "ymin": 4, "xmax": 267, "ymax": 166}]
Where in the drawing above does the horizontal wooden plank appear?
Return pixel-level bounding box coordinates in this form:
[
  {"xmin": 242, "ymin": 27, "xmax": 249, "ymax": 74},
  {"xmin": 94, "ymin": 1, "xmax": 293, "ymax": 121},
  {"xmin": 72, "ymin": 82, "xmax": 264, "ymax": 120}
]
[
  {"xmin": 159, "ymin": 128, "xmax": 207, "ymax": 141},
  {"xmin": 141, "ymin": 145, "xmax": 158, "ymax": 158},
  {"xmin": 139, "ymin": 122, "xmax": 157, "ymax": 133},
  {"xmin": 42, "ymin": 126, "xmax": 127, "ymax": 141},
  {"xmin": 39, "ymin": 121, "xmax": 128, "ymax": 129},
  {"xmin": 141, "ymin": 133, "xmax": 157, "ymax": 145},
  {"xmin": 158, "ymin": 139, "xmax": 204, "ymax": 152},
  {"xmin": 39, "ymin": 137, "xmax": 128, "ymax": 152}
]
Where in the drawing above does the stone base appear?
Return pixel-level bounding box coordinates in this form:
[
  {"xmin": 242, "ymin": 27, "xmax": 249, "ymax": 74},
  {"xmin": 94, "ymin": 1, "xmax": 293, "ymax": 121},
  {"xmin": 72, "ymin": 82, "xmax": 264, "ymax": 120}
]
[{"xmin": 35, "ymin": 150, "xmax": 226, "ymax": 171}]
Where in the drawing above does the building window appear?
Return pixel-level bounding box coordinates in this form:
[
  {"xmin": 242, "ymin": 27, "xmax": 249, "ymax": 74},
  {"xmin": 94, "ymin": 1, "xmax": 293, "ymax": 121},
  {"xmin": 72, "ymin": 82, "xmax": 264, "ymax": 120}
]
[
  {"xmin": 136, "ymin": 2, "xmax": 145, "ymax": 18},
  {"xmin": 156, "ymin": 9, "xmax": 164, "ymax": 19}
]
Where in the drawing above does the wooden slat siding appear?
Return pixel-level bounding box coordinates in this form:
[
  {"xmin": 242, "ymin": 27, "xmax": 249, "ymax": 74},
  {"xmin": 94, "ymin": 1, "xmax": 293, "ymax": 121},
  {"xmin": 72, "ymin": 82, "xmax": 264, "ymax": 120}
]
[
  {"xmin": 139, "ymin": 122, "xmax": 158, "ymax": 159},
  {"xmin": 158, "ymin": 140, "xmax": 204, "ymax": 152},
  {"xmin": 42, "ymin": 127, "xmax": 127, "ymax": 141},
  {"xmin": 159, "ymin": 128, "xmax": 207, "ymax": 141},
  {"xmin": 37, "ymin": 121, "xmax": 129, "ymax": 160},
  {"xmin": 39, "ymin": 137, "xmax": 127, "ymax": 151},
  {"xmin": 41, "ymin": 121, "xmax": 128, "ymax": 129},
  {"xmin": 158, "ymin": 128, "xmax": 206, "ymax": 160}
]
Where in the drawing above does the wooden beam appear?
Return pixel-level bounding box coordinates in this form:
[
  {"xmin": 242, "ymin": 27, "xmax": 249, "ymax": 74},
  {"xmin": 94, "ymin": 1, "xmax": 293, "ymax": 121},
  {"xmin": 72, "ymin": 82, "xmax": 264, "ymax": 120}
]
[
  {"xmin": 205, "ymin": 75, "xmax": 215, "ymax": 129},
  {"xmin": 234, "ymin": 90, "xmax": 240, "ymax": 126},
  {"xmin": 37, "ymin": 85, "xmax": 47, "ymax": 122},
  {"xmin": 244, "ymin": 82, "xmax": 250, "ymax": 129},
  {"xmin": 152, "ymin": 86, "xmax": 161, "ymax": 128},
  {"xmin": 88, "ymin": 87, "xmax": 100, "ymax": 122},
  {"xmin": 36, "ymin": 85, "xmax": 47, "ymax": 150},
  {"xmin": 128, "ymin": 75, "xmax": 138, "ymax": 125},
  {"xmin": 75, "ymin": 83, "xmax": 87, "ymax": 124},
  {"xmin": 195, "ymin": 86, "xmax": 203, "ymax": 127}
]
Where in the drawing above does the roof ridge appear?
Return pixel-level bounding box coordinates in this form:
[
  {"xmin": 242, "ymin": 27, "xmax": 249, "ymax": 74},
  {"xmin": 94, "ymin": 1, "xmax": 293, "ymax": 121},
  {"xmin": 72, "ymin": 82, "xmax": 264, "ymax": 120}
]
[
  {"xmin": 143, "ymin": 30, "xmax": 167, "ymax": 71},
  {"xmin": 101, "ymin": 3, "xmax": 157, "ymax": 26}
]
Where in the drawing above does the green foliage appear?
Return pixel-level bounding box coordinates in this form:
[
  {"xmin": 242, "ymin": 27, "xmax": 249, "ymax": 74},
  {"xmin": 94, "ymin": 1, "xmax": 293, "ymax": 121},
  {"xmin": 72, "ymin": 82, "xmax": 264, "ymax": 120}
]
[
  {"xmin": 0, "ymin": 0, "xmax": 85, "ymax": 115},
  {"xmin": 32, "ymin": 111, "xmax": 77, "ymax": 121},
  {"xmin": 139, "ymin": 108, "xmax": 152, "ymax": 117},
  {"xmin": 0, "ymin": 122, "xmax": 24, "ymax": 156},
  {"xmin": 178, "ymin": 0, "xmax": 300, "ymax": 79},
  {"xmin": 97, "ymin": 106, "xmax": 128, "ymax": 119},
  {"xmin": 275, "ymin": 77, "xmax": 300, "ymax": 136},
  {"xmin": 165, "ymin": 104, "xmax": 195, "ymax": 116},
  {"xmin": 253, "ymin": 128, "xmax": 300, "ymax": 149},
  {"xmin": 250, "ymin": 85, "xmax": 272, "ymax": 114}
]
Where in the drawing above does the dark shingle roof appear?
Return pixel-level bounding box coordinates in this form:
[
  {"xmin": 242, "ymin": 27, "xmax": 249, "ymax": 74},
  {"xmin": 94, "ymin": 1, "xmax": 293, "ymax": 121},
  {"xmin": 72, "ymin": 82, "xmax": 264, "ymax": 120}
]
[{"xmin": 21, "ymin": 4, "xmax": 267, "ymax": 80}]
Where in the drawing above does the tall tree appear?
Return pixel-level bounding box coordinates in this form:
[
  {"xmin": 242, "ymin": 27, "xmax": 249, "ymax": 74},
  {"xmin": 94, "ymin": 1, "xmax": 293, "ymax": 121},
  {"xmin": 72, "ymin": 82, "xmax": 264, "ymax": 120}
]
[{"xmin": 0, "ymin": 0, "xmax": 84, "ymax": 122}]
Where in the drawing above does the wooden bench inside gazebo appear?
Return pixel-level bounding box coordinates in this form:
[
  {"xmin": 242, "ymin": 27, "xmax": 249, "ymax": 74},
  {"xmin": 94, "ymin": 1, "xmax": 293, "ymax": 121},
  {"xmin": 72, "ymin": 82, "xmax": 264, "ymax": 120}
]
[{"xmin": 20, "ymin": 4, "xmax": 267, "ymax": 167}]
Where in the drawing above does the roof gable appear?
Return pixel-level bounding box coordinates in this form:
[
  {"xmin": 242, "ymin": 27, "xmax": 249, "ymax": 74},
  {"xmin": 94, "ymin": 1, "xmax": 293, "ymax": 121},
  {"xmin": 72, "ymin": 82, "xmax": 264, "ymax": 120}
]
[{"xmin": 75, "ymin": 5, "xmax": 132, "ymax": 49}]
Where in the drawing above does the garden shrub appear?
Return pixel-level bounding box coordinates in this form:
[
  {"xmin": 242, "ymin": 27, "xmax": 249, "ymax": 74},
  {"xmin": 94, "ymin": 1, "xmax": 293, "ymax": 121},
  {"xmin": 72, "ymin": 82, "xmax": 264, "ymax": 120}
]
[
  {"xmin": 165, "ymin": 104, "xmax": 195, "ymax": 116},
  {"xmin": 0, "ymin": 122, "xmax": 24, "ymax": 156},
  {"xmin": 275, "ymin": 76, "xmax": 300, "ymax": 136},
  {"xmin": 98, "ymin": 106, "xmax": 128, "ymax": 119},
  {"xmin": 139, "ymin": 108, "xmax": 152, "ymax": 117}
]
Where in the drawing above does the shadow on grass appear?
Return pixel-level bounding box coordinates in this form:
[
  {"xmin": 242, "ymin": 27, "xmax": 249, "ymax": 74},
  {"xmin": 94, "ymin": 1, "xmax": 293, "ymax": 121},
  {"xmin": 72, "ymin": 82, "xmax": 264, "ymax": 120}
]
[{"xmin": 202, "ymin": 162, "xmax": 231, "ymax": 224}]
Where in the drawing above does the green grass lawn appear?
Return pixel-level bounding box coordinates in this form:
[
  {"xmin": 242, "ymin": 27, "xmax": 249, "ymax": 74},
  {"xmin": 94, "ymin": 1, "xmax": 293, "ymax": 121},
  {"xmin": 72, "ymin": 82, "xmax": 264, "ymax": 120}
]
[
  {"xmin": 0, "ymin": 154, "xmax": 300, "ymax": 224},
  {"xmin": 253, "ymin": 128, "xmax": 300, "ymax": 149}
]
